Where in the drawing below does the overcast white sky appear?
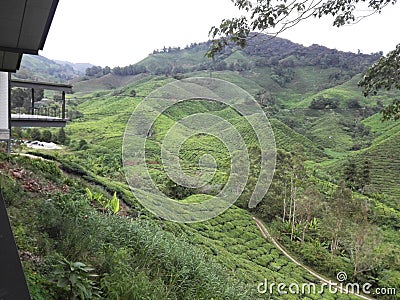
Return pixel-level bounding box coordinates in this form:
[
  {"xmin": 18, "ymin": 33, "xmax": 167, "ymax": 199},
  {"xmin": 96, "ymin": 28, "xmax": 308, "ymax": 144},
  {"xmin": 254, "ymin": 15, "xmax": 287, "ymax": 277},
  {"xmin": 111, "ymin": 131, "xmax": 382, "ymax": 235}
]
[{"xmin": 41, "ymin": 0, "xmax": 400, "ymax": 67}]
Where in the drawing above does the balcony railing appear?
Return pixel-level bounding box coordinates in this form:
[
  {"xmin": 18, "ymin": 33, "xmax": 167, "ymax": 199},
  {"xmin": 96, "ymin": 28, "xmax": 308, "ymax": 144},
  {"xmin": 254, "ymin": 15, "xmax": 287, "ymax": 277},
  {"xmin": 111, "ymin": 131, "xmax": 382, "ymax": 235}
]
[{"xmin": 13, "ymin": 106, "xmax": 69, "ymax": 119}]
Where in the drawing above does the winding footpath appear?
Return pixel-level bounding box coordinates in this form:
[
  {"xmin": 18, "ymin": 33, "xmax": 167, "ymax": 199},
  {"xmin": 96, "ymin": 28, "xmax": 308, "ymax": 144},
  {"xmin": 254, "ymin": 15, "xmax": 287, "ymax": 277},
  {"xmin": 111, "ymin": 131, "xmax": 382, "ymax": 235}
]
[{"xmin": 253, "ymin": 217, "xmax": 375, "ymax": 300}]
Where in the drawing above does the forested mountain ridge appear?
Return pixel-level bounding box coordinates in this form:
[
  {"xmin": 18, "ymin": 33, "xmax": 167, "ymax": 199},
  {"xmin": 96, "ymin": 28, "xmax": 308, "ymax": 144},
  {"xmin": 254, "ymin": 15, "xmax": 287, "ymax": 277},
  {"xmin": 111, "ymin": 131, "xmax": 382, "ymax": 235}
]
[
  {"xmin": 79, "ymin": 34, "xmax": 380, "ymax": 84},
  {"xmin": 76, "ymin": 34, "xmax": 384, "ymax": 112}
]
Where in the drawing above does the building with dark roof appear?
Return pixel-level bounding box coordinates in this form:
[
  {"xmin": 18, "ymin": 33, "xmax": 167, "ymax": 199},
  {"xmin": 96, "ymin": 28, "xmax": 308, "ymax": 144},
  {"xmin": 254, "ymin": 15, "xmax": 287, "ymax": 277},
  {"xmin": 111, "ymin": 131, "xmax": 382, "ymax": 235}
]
[{"xmin": 0, "ymin": 1, "xmax": 61, "ymax": 298}]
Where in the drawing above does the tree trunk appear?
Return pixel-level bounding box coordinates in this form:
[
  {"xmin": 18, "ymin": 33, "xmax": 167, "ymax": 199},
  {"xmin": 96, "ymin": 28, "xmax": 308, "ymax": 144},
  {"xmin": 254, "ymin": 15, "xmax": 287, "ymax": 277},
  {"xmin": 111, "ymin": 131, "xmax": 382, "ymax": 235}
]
[
  {"xmin": 290, "ymin": 173, "xmax": 298, "ymax": 241},
  {"xmin": 330, "ymin": 219, "xmax": 341, "ymax": 261},
  {"xmin": 282, "ymin": 183, "xmax": 287, "ymax": 222},
  {"xmin": 291, "ymin": 197, "xmax": 296, "ymax": 241},
  {"xmin": 353, "ymin": 255, "xmax": 359, "ymax": 281}
]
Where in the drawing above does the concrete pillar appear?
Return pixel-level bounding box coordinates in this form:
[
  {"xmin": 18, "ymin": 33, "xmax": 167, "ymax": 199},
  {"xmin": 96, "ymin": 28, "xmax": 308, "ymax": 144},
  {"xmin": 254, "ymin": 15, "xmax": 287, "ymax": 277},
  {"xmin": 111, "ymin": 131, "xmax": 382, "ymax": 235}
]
[{"xmin": 0, "ymin": 72, "xmax": 10, "ymax": 153}]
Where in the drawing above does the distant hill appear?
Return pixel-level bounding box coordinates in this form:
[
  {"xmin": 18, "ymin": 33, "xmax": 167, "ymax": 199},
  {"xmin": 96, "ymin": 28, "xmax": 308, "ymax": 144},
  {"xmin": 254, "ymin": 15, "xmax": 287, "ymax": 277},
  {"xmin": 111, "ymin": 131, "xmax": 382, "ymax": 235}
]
[
  {"xmin": 54, "ymin": 60, "xmax": 94, "ymax": 74},
  {"xmin": 73, "ymin": 33, "xmax": 381, "ymax": 96},
  {"xmin": 137, "ymin": 34, "xmax": 379, "ymax": 78},
  {"xmin": 12, "ymin": 55, "xmax": 88, "ymax": 83}
]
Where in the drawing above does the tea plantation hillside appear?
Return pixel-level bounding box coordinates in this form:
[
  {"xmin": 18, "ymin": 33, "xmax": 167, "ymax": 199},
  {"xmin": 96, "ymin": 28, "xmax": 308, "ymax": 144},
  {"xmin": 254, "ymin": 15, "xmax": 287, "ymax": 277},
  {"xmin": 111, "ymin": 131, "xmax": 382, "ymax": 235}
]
[
  {"xmin": 6, "ymin": 34, "xmax": 400, "ymax": 299},
  {"xmin": 66, "ymin": 74, "xmax": 400, "ymax": 298}
]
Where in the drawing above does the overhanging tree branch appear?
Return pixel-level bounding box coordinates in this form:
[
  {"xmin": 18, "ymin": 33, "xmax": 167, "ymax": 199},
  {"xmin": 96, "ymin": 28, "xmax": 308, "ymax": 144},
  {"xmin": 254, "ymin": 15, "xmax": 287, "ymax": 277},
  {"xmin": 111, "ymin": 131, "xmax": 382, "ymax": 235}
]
[{"xmin": 359, "ymin": 44, "xmax": 400, "ymax": 120}]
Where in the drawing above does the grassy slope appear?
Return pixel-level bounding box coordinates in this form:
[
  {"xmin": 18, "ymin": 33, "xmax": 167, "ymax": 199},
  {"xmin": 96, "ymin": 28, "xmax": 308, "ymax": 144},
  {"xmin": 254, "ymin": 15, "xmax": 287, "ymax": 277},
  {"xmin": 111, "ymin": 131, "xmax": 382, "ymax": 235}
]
[
  {"xmin": 361, "ymin": 114, "xmax": 400, "ymax": 199},
  {"xmin": 72, "ymin": 73, "xmax": 152, "ymax": 94},
  {"xmin": 316, "ymin": 112, "xmax": 400, "ymax": 200},
  {"xmin": 323, "ymin": 130, "xmax": 400, "ymax": 200},
  {"xmin": 269, "ymin": 118, "xmax": 326, "ymax": 160},
  {"xmin": 0, "ymin": 155, "xmax": 257, "ymax": 299}
]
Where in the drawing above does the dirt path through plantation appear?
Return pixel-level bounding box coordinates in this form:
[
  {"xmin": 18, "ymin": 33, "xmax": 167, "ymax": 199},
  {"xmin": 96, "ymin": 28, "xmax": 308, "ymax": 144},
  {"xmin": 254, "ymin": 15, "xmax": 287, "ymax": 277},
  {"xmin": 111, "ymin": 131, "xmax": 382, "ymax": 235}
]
[{"xmin": 253, "ymin": 216, "xmax": 375, "ymax": 300}]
